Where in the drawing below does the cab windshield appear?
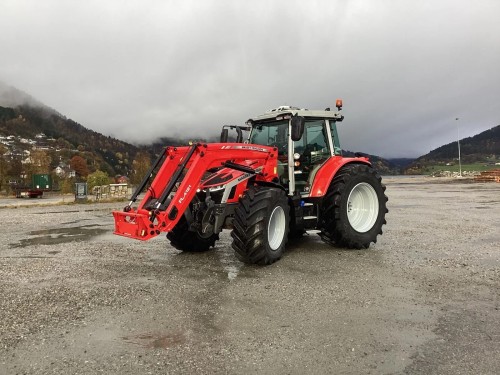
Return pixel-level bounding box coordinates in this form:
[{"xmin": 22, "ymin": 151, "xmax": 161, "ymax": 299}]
[{"xmin": 249, "ymin": 120, "xmax": 289, "ymax": 154}]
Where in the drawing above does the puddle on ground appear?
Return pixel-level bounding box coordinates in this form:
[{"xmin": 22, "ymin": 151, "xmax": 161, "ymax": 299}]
[
  {"xmin": 122, "ymin": 332, "xmax": 185, "ymax": 349},
  {"xmin": 215, "ymin": 246, "xmax": 243, "ymax": 281},
  {"xmin": 10, "ymin": 225, "xmax": 108, "ymax": 248}
]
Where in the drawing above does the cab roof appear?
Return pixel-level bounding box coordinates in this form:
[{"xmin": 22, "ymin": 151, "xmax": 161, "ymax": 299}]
[{"xmin": 247, "ymin": 105, "xmax": 344, "ymax": 124}]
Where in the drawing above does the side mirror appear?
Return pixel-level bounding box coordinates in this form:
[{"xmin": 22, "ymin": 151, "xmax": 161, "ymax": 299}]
[
  {"xmin": 290, "ymin": 115, "xmax": 305, "ymax": 141},
  {"xmin": 220, "ymin": 128, "xmax": 228, "ymax": 143},
  {"xmin": 235, "ymin": 126, "xmax": 243, "ymax": 143}
]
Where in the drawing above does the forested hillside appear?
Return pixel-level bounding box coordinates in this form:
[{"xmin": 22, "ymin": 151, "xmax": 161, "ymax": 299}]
[
  {"xmin": 0, "ymin": 104, "xmax": 139, "ymax": 177},
  {"xmin": 418, "ymin": 125, "xmax": 500, "ymax": 162},
  {"xmin": 406, "ymin": 125, "xmax": 500, "ymax": 173}
]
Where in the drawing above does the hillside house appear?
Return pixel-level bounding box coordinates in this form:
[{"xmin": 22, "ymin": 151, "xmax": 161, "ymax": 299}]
[
  {"xmin": 54, "ymin": 164, "xmax": 76, "ymax": 178},
  {"xmin": 115, "ymin": 175, "xmax": 129, "ymax": 184}
]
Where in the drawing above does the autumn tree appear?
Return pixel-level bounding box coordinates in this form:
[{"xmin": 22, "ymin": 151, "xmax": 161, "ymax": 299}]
[
  {"xmin": 130, "ymin": 152, "xmax": 152, "ymax": 185},
  {"xmin": 70, "ymin": 155, "xmax": 90, "ymax": 179},
  {"xmin": 8, "ymin": 158, "xmax": 23, "ymax": 181},
  {"xmin": 61, "ymin": 177, "xmax": 75, "ymax": 194},
  {"xmin": 30, "ymin": 150, "xmax": 52, "ymax": 174},
  {"xmin": 86, "ymin": 170, "xmax": 111, "ymax": 192},
  {"xmin": 47, "ymin": 149, "xmax": 60, "ymax": 171}
]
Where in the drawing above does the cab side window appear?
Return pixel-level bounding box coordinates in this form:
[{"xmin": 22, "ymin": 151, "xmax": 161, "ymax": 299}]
[{"xmin": 300, "ymin": 121, "xmax": 330, "ymax": 166}]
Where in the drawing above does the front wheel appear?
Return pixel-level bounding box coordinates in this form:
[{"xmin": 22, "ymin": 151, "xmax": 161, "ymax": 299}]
[
  {"xmin": 231, "ymin": 186, "xmax": 289, "ymax": 265},
  {"xmin": 319, "ymin": 164, "xmax": 388, "ymax": 249},
  {"xmin": 167, "ymin": 216, "xmax": 219, "ymax": 252}
]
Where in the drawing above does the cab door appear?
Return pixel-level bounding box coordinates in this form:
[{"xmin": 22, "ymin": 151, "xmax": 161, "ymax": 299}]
[{"xmin": 293, "ymin": 120, "xmax": 333, "ymax": 194}]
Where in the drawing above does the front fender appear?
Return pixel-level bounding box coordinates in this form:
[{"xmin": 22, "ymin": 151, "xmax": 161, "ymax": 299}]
[{"xmin": 309, "ymin": 157, "xmax": 371, "ymax": 197}]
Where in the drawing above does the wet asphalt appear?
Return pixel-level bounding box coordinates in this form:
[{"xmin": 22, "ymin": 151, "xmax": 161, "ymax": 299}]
[{"xmin": 0, "ymin": 177, "xmax": 499, "ymax": 374}]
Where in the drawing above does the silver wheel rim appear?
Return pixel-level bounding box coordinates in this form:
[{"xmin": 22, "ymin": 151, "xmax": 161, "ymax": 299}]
[
  {"xmin": 268, "ymin": 206, "xmax": 286, "ymax": 250},
  {"xmin": 347, "ymin": 182, "xmax": 379, "ymax": 233}
]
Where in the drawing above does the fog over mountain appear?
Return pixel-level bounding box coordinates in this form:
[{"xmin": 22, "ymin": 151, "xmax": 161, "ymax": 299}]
[{"xmin": 0, "ymin": 81, "xmax": 49, "ymax": 111}]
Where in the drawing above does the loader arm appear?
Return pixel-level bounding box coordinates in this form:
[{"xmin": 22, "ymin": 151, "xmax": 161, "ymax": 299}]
[{"xmin": 113, "ymin": 143, "xmax": 278, "ymax": 240}]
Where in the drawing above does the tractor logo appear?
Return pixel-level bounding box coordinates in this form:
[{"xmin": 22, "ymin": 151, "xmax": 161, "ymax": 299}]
[
  {"xmin": 221, "ymin": 145, "xmax": 269, "ymax": 152},
  {"xmin": 178, "ymin": 185, "xmax": 192, "ymax": 204},
  {"xmin": 237, "ymin": 173, "xmax": 252, "ymax": 182}
]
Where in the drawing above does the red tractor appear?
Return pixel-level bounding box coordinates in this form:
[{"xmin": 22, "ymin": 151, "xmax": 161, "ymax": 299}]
[{"xmin": 113, "ymin": 101, "xmax": 388, "ymax": 265}]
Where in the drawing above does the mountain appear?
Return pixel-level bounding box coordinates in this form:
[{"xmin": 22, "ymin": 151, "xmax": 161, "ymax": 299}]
[
  {"xmin": 386, "ymin": 158, "xmax": 415, "ymax": 170},
  {"xmin": 406, "ymin": 124, "xmax": 500, "ymax": 173},
  {"xmin": 0, "ymin": 82, "xmax": 140, "ymax": 177}
]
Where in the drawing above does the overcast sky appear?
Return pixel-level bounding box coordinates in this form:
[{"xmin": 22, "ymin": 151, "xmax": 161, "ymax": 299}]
[{"xmin": 1, "ymin": 0, "xmax": 499, "ymax": 158}]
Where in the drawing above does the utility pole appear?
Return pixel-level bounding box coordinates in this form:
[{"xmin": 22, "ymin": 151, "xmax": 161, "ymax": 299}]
[{"xmin": 456, "ymin": 118, "xmax": 462, "ymax": 177}]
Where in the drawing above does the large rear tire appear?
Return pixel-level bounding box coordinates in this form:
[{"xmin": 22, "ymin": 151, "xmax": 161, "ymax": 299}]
[
  {"xmin": 231, "ymin": 186, "xmax": 289, "ymax": 265},
  {"xmin": 167, "ymin": 216, "xmax": 219, "ymax": 252},
  {"xmin": 319, "ymin": 164, "xmax": 388, "ymax": 248}
]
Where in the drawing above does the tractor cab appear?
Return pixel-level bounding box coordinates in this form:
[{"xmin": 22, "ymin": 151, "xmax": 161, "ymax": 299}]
[{"xmin": 246, "ymin": 103, "xmax": 344, "ymax": 195}]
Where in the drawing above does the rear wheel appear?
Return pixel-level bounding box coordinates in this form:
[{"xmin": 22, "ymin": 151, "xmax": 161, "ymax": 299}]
[
  {"xmin": 231, "ymin": 186, "xmax": 289, "ymax": 265},
  {"xmin": 167, "ymin": 216, "xmax": 219, "ymax": 252},
  {"xmin": 319, "ymin": 164, "xmax": 388, "ymax": 248}
]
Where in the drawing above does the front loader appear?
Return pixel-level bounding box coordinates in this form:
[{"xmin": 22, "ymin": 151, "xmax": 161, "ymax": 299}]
[{"xmin": 113, "ymin": 101, "xmax": 388, "ymax": 265}]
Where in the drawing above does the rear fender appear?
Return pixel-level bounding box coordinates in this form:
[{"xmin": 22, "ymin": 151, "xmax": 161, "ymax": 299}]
[{"xmin": 309, "ymin": 157, "xmax": 371, "ymax": 198}]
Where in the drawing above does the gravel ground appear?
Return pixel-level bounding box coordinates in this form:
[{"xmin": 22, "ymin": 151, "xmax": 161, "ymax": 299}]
[{"xmin": 0, "ymin": 176, "xmax": 499, "ymax": 374}]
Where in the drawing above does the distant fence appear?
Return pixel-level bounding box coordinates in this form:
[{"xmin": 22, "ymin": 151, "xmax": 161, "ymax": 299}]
[{"xmin": 92, "ymin": 183, "xmax": 131, "ymax": 201}]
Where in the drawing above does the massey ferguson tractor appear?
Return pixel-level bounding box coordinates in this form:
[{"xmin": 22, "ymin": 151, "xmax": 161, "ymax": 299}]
[{"xmin": 113, "ymin": 101, "xmax": 388, "ymax": 265}]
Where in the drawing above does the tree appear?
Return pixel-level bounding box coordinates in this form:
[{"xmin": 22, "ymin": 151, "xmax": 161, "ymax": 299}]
[
  {"xmin": 30, "ymin": 150, "xmax": 52, "ymax": 174},
  {"xmin": 0, "ymin": 145, "xmax": 8, "ymax": 192},
  {"xmin": 8, "ymin": 157, "xmax": 23, "ymax": 181},
  {"xmin": 98, "ymin": 160, "xmax": 116, "ymax": 177},
  {"xmin": 70, "ymin": 155, "xmax": 90, "ymax": 179},
  {"xmin": 47, "ymin": 149, "xmax": 60, "ymax": 171},
  {"xmin": 86, "ymin": 170, "xmax": 110, "ymax": 191},
  {"xmin": 130, "ymin": 152, "xmax": 152, "ymax": 185},
  {"xmin": 61, "ymin": 177, "xmax": 75, "ymax": 194}
]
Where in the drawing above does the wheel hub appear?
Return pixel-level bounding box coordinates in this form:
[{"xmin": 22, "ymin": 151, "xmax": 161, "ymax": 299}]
[
  {"xmin": 347, "ymin": 182, "xmax": 379, "ymax": 233},
  {"xmin": 268, "ymin": 206, "xmax": 286, "ymax": 250}
]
